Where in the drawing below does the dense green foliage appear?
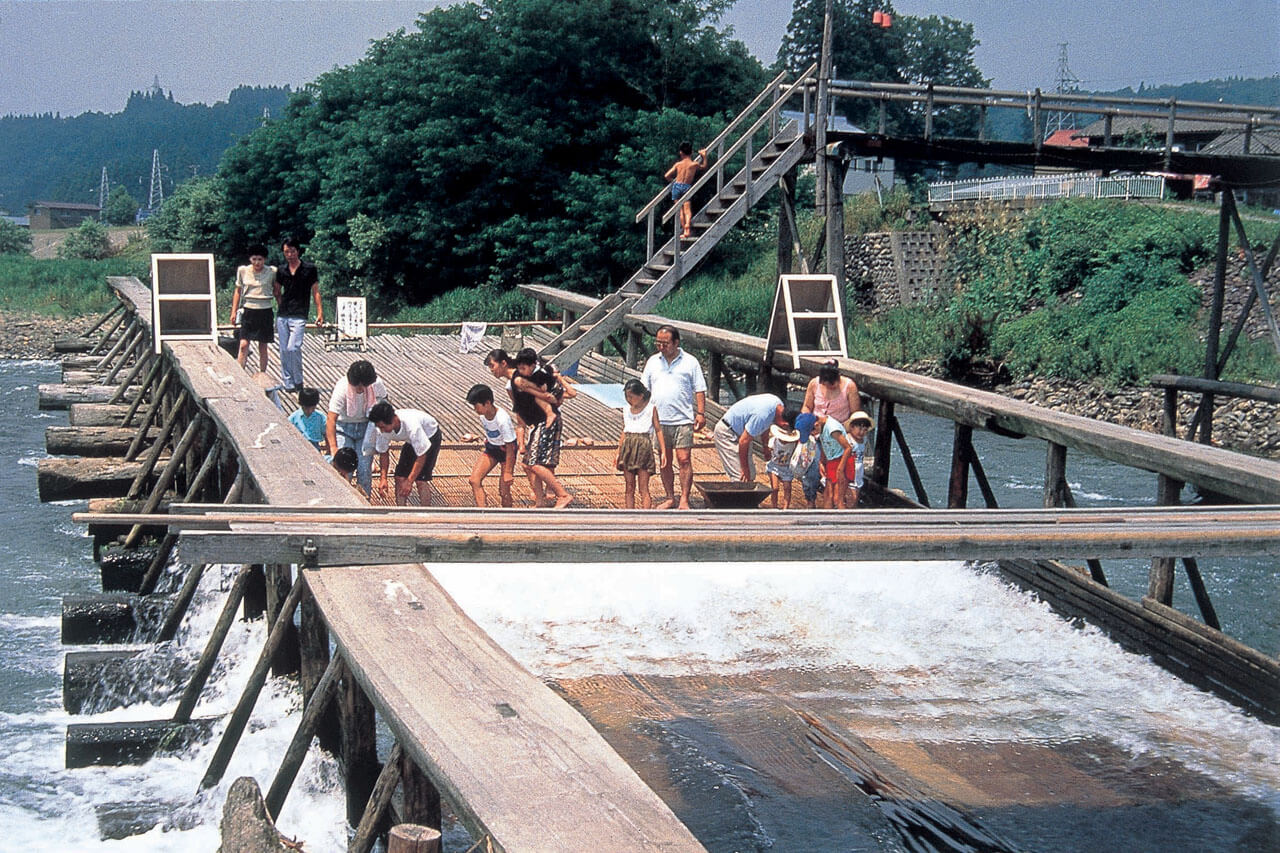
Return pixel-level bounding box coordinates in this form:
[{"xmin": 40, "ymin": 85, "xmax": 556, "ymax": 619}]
[
  {"xmin": 0, "ymin": 255, "xmax": 146, "ymax": 314},
  {"xmin": 57, "ymin": 220, "xmax": 113, "ymax": 260},
  {"xmin": 103, "ymin": 186, "xmax": 140, "ymax": 226},
  {"xmin": 0, "ymin": 219, "xmax": 32, "ymax": 255},
  {"xmin": 201, "ymin": 0, "xmax": 761, "ymax": 311},
  {"xmin": 0, "ymin": 86, "xmax": 291, "ymax": 216},
  {"xmin": 660, "ymin": 197, "xmax": 1278, "ymax": 388}
]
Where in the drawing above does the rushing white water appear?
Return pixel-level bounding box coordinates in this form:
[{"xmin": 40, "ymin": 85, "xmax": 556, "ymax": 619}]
[
  {"xmin": 4, "ymin": 361, "xmax": 1277, "ymax": 851},
  {"xmin": 431, "ymin": 559, "xmax": 1280, "ymax": 815}
]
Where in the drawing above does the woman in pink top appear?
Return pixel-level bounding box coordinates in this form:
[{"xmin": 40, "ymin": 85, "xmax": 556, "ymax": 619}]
[
  {"xmin": 802, "ymin": 360, "xmax": 860, "ymax": 421},
  {"xmin": 800, "ymin": 360, "xmax": 861, "ymax": 507}
]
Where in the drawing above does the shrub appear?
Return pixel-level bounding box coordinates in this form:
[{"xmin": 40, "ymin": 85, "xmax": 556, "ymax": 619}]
[
  {"xmin": 57, "ymin": 220, "xmax": 113, "ymax": 260},
  {"xmin": 0, "ymin": 219, "xmax": 32, "ymax": 255}
]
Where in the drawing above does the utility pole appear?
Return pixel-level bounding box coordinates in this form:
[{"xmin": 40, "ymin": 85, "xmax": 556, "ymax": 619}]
[
  {"xmin": 98, "ymin": 167, "xmax": 109, "ymax": 221},
  {"xmin": 814, "ymin": 0, "xmax": 835, "ymax": 209}
]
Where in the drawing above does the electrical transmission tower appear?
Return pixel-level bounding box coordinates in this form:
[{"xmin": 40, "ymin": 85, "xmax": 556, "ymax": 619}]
[
  {"xmin": 98, "ymin": 167, "xmax": 109, "ymax": 220},
  {"xmin": 148, "ymin": 149, "xmax": 165, "ymax": 209},
  {"xmin": 1046, "ymin": 42, "xmax": 1082, "ymax": 138}
]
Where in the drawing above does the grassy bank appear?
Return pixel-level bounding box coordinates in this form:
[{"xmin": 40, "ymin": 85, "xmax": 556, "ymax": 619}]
[
  {"xmin": 662, "ymin": 197, "xmax": 1280, "ymax": 388},
  {"xmin": 0, "ymin": 255, "xmax": 150, "ymax": 317}
]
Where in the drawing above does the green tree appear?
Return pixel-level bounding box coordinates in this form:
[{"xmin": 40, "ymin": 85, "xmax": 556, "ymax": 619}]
[
  {"xmin": 0, "ymin": 219, "xmax": 31, "ymax": 255},
  {"xmin": 897, "ymin": 15, "xmax": 988, "ymax": 137},
  {"xmin": 145, "ymin": 176, "xmax": 230, "ymax": 254},
  {"xmin": 57, "ymin": 219, "xmax": 112, "ymax": 260},
  {"xmin": 104, "ymin": 185, "xmax": 140, "ymax": 226},
  {"xmin": 216, "ymin": 0, "xmax": 766, "ymax": 310}
]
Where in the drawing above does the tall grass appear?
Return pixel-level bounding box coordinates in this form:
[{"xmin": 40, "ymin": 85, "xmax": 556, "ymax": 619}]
[{"xmin": 0, "ymin": 255, "xmax": 149, "ymax": 316}]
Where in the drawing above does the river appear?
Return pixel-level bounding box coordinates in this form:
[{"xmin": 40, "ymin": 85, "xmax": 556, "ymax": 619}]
[{"xmin": 2, "ymin": 359, "xmax": 1276, "ymax": 851}]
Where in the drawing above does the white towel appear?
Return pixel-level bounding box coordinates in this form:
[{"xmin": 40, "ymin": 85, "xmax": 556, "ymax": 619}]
[{"xmin": 459, "ymin": 321, "xmax": 487, "ymax": 353}]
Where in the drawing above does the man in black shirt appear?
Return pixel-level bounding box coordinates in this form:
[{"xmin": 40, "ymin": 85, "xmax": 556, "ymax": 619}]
[{"xmin": 274, "ymin": 237, "xmax": 324, "ymax": 392}]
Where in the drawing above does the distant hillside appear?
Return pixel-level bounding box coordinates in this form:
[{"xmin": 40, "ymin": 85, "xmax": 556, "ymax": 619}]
[
  {"xmin": 0, "ymin": 85, "xmax": 291, "ymax": 216},
  {"xmin": 1096, "ymin": 76, "xmax": 1279, "ymax": 107}
]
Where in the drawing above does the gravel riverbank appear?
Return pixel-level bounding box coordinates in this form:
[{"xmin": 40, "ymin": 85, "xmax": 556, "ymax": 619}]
[{"xmin": 0, "ymin": 312, "xmax": 95, "ymax": 360}]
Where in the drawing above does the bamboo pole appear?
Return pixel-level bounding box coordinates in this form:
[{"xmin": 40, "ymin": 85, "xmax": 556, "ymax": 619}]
[
  {"xmin": 200, "ymin": 574, "xmax": 306, "ymax": 790},
  {"xmin": 123, "ymin": 361, "xmax": 172, "ymax": 434},
  {"xmin": 123, "ymin": 413, "xmax": 208, "ymax": 547},
  {"xmin": 348, "ymin": 743, "xmax": 405, "ymax": 853},
  {"xmin": 172, "ymin": 565, "xmax": 249, "ymax": 724},
  {"xmin": 125, "ymin": 388, "xmax": 190, "ymax": 497},
  {"xmin": 265, "ymin": 653, "xmax": 346, "ymax": 820}
]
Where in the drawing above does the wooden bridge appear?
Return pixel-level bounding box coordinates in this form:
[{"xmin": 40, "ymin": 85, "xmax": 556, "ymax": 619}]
[{"xmin": 40, "ymin": 272, "xmax": 1280, "ymax": 851}]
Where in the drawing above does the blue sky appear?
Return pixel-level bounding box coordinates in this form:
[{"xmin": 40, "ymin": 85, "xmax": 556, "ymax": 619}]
[{"xmin": 1, "ymin": 0, "xmax": 1276, "ymax": 117}]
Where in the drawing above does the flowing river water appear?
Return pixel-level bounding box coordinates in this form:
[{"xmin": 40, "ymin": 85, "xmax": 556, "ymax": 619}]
[{"xmin": 2, "ymin": 359, "xmax": 1276, "ymax": 851}]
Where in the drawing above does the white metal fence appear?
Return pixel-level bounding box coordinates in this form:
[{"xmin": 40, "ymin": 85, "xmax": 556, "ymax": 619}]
[{"xmin": 928, "ymin": 172, "xmax": 1166, "ymax": 204}]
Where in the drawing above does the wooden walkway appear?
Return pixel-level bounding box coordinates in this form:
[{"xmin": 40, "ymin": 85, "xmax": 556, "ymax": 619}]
[{"xmin": 260, "ymin": 329, "xmax": 745, "ymax": 508}]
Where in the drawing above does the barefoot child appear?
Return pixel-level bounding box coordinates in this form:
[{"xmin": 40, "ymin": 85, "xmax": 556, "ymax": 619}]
[
  {"xmin": 513, "ymin": 347, "xmax": 572, "ymax": 428},
  {"xmin": 615, "ymin": 379, "xmax": 667, "ymax": 509},
  {"xmin": 664, "ymin": 142, "xmax": 708, "ymax": 239},
  {"xmin": 815, "ymin": 413, "xmax": 854, "ymax": 509},
  {"xmin": 465, "ymin": 383, "xmax": 517, "ymax": 507},
  {"xmin": 369, "ymin": 401, "xmax": 443, "ymax": 506}
]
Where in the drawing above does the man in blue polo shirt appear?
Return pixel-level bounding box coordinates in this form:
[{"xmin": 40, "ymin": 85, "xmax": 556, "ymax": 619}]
[
  {"xmin": 641, "ymin": 325, "xmax": 707, "ymax": 509},
  {"xmin": 712, "ymin": 392, "xmax": 793, "ymax": 482}
]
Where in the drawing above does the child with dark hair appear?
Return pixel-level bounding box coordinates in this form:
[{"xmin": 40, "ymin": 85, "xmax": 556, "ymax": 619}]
[
  {"xmin": 664, "ymin": 141, "xmax": 708, "ymax": 239},
  {"xmin": 331, "ymin": 446, "xmax": 358, "ymax": 481},
  {"xmin": 615, "ymin": 379, "xmax": 666, "ymax": 509},
  {"xmin": 288, "ymin": 386, "xmax": 327, "ymax": 453},
  {"xmin": 487, "ymin": 348, "xmax": 574, "ymax": 509},
  {"xmin": 513, "ymin": 347, "xmax": 568, "ymax": 427},
  {"xmin": 369, "ymin": 401, "xmax": 443, "ymax": 506},
  {"xmin": 465, "ymin": 383, "xmax": 517, "ymax": 507},
  {"xmin": 230, "ymin": 244, "xmax": 276, "ymax": 373}
]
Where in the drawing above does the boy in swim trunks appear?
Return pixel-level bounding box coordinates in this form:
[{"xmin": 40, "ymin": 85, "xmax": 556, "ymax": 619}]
[{"xmin": 664, "ymin": 141, "xmax": 708, "ymax": 239}]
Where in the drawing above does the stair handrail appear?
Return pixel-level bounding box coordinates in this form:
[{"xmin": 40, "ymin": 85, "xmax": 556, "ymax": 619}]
[{"xmin": 634, "ymin": 63, "xmax": 818, "ymax": 258}]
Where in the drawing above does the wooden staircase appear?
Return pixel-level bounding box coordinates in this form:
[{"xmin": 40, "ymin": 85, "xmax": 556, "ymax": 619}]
[{"xmin": 539, "ymin": 65, "xmax": 818, "ymax": 369}]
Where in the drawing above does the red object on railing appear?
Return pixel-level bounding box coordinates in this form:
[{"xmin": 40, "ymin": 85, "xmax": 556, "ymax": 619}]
[
  {"xmin": 880, "ymin": 12, "xmax": 892, "ymax": 27},
  {"xmin": 872, "ymin": 10, "xmax": 884, "ymax": 25}
]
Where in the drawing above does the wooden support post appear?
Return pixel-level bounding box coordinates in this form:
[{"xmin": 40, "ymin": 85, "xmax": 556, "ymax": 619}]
[
  {"xmin": 387, "ymin": 825, "xmax": 442, "ymax": 853},
  {"xmin": 342, "ymin": 670, "xmax": 381, "ymax": 829},
  {"xmin": 123, "ymin": 362, "xmax": 172, "ymax": 431},
  {"xmin": 348, "ymin": 743, "xmax": 404, "ymax": 853},
  {"xmin": 824, "ymin": 153, "xmax": 847, "ymax": 347},
  {"xmin": 1226, "ymin": 194, "xmax": 1280, "ymax": 356},
  {"xmin": 299, "ymin": 584, "xmax": 340, "ymax": 754},
  {"xmin": 125, "ymin": 387, "xmax": 190, "ymax": 489},
  {"xmin": 777, "ymin": 170, "xmax": 796, "ymax": 278},
  {"xmin": 265, "ymin": 653, "xmax": 347, "ymax": 820},
  {"xmin": 869, "ymin": 400, "xmax": 894, "ymax": 487},
  {"xmin": 200, "ymin": 574, "xmax": 307, "ymax": 790},
  {"xmin": 708, "ymin": 351, "xmax": 723, "ymax": 404},
  {"xmin": 533, "ymin": 299, "xmax": 545, "ymax": 322},
  {"xmin": 106, "ymin": 346, "xmax": 152, "ymax": 402},
  {"xmin": 625, "ymin": 329, "xmax": 641, "ymax": 370},
  {"xmin": 95, "ymin": 318, "xmax": 140, "ymax": 372},
  {"xmin": 1189, "ymin": 189, "xmax": 1233, "ymax": 445},
  {"xmin": 89, "ymin": 310, "xmax": 130, "ymax": 357},
  {"xmin": 745, "ymin": 369, "xmax": 758, "ymax": 395},
  {"xmin": 1044, "ymin": 442, "xmax": 1069, "ymax": 508},
  {"xmin": 243, "ymin": 565, "xmax": 268, "ymax": 621},
  {"xmin": 891, "ymin": 414, "xmax": 929, "ymax": 506},
  {"xmin": 173, "ymin": 565, "xmax": 250, "ymax": 724},
  {"xmin": 1180, "ymin": 557, "xmax": 1221, "ymax": 630},
  {"xmin": 1162, "ymin": 388, "xmax": 1178, "ymax": 437},
  {"xmin": 1216, "ymin": 233, "xmax": 1280, "ymax": 375},
  {"xmin": 136, "ymin": 449, "xmax": 229, "ymax": 595},
  {"xmin": 1149, "ymin": 463, "xmax": 1183, "ymax": 605},
  {"xmin": 966, "ymin": 436, "xmax": 999, "ymax": 509},
  {"xmin": 83, "ymin": 301, "xmax": 126, "ymax": 340},
  {"xmin": 947, "ymin": 423, "xmax": 971, "ymax": 509},
  {"xmin": 102, "ymin": 327, "xmax": 146, "ymax": 386},
  {"xmin": 156, "ymin": 563, "xmax": 206, "ymax": 642},
  {"xmin": 399, "ymin": 755, "xmax": 442, "ymax": 831},
  {"xmin": 265, "ymin": 564, "xmax": 301, "ymax": 677},
  {"xmin": 123, "ymin": 413, "xmax": 207, "ymax": 547}
]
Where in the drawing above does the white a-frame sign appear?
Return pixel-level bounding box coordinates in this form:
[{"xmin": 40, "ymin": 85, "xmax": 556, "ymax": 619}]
[{"xmin": 763, "ymin": 274, "xmax": 848, "ymax": 369}]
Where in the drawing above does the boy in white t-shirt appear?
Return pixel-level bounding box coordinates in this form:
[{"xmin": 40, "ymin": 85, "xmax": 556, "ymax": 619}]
[
  {"xmin": 465, "ymin": 383, "xmax": 517, "ymax": 507},
  {"xmin": 368, "ymin": 401, "xmax": 443, "ymax": 506}
]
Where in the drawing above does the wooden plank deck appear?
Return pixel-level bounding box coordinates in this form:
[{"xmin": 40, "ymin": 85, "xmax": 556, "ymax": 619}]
[{"xmin": 147, "ymin": 328, "xmax": 708, "ymax": 849}]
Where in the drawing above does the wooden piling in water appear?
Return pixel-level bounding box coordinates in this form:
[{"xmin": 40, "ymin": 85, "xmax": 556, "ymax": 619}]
[
  {"xmin": 265, "ymin": 653, "xmax": 347, "ymax": 820},
  {"xmin": 349, "ymin": 742, "xmax": 404, "ymax": 853}
]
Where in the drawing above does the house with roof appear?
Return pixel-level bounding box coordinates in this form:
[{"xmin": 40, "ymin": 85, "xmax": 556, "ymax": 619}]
[{"xmin": 28, "ymin": 201, "xmax": 100, "ymax": 230}]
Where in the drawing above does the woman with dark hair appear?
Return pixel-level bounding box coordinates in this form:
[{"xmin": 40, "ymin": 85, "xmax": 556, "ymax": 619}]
[
  {"xmin": 324, "ymin": 359, "xmax": 387, "ymax": 496},
  {"xmin": 229, "ymin": 244, "xmax": 275, "ymax": 373},
  {"xmin": 799, "ymin": 360, "xmax": 861, "ymax": 507}
]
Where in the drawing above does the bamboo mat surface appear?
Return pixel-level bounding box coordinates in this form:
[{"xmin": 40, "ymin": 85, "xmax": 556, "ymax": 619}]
[{"xmin": 249, "ymin": 330, "xmax": 764, "ymax": 509}]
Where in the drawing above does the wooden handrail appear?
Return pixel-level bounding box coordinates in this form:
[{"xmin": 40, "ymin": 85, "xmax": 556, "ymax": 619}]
[{"xmin": 1150, "ymin": 374, "xmax": 1280, "ymax": 405}]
